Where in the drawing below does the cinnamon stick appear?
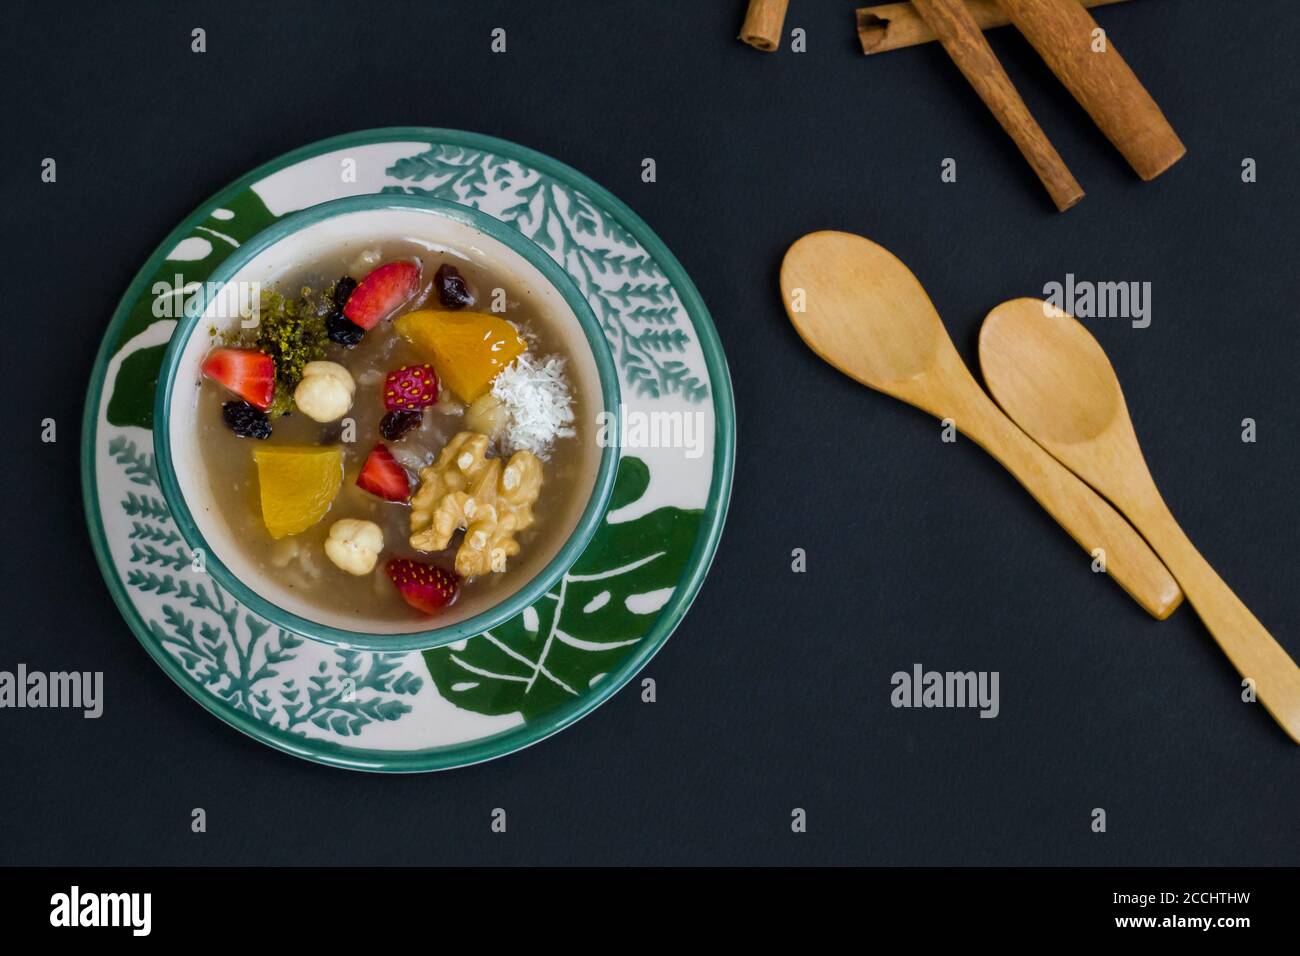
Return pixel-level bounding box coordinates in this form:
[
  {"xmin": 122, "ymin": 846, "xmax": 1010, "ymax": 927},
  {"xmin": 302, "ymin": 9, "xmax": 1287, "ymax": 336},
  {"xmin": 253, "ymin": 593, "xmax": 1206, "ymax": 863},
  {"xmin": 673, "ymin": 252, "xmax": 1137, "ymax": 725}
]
[
  {"xmin": 911, "ymin": 0, "xmax": 1083, "ymax": 211},
  {"xmin": 994, "ymin": 0, "xmax": 1184, "ymax": 180},
  {"xmin": 857, "ymin": 0, "xmax": 1129, "ymax": 56},
  {"xmin": 740, "ymin": 0, "xmax": 790, "ymax": 52}
]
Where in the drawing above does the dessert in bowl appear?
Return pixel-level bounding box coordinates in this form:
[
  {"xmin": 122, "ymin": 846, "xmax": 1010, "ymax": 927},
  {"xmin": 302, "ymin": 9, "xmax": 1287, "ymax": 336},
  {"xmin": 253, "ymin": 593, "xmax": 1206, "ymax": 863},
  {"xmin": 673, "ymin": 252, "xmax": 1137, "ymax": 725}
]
[{"xmin": 154, "ymin": 195, "xmax": 620, "ymax": 651}]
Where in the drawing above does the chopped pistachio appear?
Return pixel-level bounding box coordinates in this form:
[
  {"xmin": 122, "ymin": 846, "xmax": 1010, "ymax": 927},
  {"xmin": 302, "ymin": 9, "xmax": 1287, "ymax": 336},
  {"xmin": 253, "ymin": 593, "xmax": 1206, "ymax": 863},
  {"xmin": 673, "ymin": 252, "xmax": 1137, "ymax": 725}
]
[{"xmin": 223, "ymin": 288, "xmax": 329, "ymax": 417}]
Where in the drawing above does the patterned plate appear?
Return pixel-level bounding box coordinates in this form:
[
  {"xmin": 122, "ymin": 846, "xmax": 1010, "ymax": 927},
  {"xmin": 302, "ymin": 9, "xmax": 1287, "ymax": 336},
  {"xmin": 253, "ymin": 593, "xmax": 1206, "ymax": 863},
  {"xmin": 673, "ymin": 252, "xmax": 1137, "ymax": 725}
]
[{"xmin": 81, "ymin": 128, "xmax": 735, "ymax": 771}]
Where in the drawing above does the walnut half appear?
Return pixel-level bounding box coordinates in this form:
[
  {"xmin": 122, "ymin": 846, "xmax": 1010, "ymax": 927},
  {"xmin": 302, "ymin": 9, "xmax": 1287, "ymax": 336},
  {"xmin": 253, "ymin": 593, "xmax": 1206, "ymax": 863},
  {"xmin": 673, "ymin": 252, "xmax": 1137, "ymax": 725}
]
[{"xmin": 408, "ymin": 431, "xmax": 543, "ymax": 578}]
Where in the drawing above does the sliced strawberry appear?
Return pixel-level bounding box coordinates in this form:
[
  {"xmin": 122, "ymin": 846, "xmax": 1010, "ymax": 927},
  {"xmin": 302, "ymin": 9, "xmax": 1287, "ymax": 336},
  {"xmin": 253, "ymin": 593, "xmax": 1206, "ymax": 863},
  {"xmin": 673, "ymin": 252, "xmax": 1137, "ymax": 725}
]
[
  {"xmin": 383, "ymin": 364, "xmax": 439, "ymax": 411},
  {"xmin": 343, "ymin": 260, "xmax": 421, "ymax": 330},
  {"xmin": 201, "ymin": 348, "xmax": 275, "ymax": 410},
  {"xmin": 386, "ymin": 558, "xmax": 459, "ymax": 614},
  {"xmin": 356, "ymin": 444, "xmax": 410, "ymax": 501}
]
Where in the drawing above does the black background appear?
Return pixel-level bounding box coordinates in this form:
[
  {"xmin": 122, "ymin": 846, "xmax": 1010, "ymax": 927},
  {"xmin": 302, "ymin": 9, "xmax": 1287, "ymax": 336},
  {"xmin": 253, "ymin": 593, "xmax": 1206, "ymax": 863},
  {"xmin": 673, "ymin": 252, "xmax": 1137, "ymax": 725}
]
[{"xmin": 2, "ymin": 0, "xmax": 1296, "ymax": 866}]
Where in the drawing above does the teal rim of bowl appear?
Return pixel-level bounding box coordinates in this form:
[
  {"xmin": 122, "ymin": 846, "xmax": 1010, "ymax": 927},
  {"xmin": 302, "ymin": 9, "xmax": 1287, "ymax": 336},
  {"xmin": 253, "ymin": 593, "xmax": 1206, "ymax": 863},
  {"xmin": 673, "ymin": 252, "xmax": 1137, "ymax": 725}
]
[{"xmin": 152, "ymin": 193, "xmax": 622, "ymax": 652}]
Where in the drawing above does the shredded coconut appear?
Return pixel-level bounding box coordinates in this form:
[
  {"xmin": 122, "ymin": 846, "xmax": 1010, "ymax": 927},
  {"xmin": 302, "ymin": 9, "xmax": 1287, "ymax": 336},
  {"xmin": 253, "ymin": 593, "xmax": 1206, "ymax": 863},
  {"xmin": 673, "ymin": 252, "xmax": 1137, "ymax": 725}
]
[{"xmin": 492, "ymin": 353, "xmax": 575, "ymax": 458}]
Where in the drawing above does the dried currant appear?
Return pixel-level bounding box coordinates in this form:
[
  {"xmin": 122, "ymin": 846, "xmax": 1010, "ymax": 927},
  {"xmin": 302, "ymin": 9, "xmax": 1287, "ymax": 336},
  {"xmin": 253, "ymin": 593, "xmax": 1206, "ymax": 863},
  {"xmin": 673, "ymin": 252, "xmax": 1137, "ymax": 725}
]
[
  {"xmin": 379, "ymin": 408, "xmax": 424, "ymax": 442},
  {"xmin": 221, "ymin": 400, "xmax": 272, "ymax": 439},
  {"xmin": 434, "ymin": 263, "xmax": 474, "ymax": 309},
  {"xmin": 326, "ymin": 311, "xmax": 365, "ymax": 346},
  {"xmin": 331, "ymin": 276, "xmax": 358, "ymax": 310}
]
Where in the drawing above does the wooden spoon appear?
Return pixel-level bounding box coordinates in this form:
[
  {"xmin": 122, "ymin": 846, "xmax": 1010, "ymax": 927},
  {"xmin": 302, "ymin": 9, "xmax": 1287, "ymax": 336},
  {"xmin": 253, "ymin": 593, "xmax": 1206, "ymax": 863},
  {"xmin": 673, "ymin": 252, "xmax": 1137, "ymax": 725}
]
[
  {"xmin": 980, "ymin": 298, "xmax": 1300, "ymax": 742},
  {"xmin": 781, "ymin": 232, "xmax": 1181, "ymax": 619}
]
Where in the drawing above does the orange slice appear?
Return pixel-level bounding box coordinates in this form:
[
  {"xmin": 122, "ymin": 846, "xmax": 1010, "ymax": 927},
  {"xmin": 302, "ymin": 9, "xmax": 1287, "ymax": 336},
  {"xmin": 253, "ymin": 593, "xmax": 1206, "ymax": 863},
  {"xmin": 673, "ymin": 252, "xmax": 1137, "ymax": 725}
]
[
  {"xmin": 394, "ymin": 309, "xmax": 527, "ymax": 403},
  {"xmin": 251, "ymin": 445, "xmax": 344, "ymax": 538}
]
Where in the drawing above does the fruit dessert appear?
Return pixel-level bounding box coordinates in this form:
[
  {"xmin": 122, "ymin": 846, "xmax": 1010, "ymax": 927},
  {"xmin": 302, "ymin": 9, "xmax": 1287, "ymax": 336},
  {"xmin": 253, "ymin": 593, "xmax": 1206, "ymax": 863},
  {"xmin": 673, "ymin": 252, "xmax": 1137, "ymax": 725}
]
[{"xmin": 195, "ymin": 245, "xmax": 588, "ymax": 623}]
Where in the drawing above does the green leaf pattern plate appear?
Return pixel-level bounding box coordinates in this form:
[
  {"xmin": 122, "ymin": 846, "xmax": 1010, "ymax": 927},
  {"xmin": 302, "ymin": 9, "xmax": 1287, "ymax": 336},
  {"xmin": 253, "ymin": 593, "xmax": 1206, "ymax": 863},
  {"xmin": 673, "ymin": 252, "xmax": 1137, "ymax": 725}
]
[{"xmin": 81, "ymin": 128, "xmax": 734, "ymax": 771}]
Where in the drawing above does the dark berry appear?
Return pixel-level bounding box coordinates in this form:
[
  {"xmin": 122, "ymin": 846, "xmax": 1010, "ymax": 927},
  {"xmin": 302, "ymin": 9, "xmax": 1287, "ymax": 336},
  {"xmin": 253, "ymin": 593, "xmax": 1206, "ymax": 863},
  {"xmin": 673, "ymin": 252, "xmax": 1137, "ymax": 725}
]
[
  {"xmin": 326, "ymin": 310, "xmax": 365, "ymax": 346},
  {"xmin": 221, "ymin": 400, "xmax": 272, "ymax": 439},
  {"xmin": 331, "ymin": 276, "xmax": 358, "ymax": 310},
  {"xmin": 380, "ymin": 409, "xmax": 423, "ymax": 442},
  {"xmin": 434, "ymin": 263, "xmax": 474, "ymax": 309}
]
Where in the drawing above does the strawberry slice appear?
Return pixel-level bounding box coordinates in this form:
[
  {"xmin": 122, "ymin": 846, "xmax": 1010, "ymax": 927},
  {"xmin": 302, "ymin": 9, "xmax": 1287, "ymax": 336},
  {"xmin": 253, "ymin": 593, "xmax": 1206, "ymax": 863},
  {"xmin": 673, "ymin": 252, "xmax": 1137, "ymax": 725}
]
[
  {"xmin": 356, "ymin": 444, "xmax": 410, "ymax": 501},
  {"xmin": 201, "ymin": 348, "xmax": 275, "ymax": 410},
  {"xmin": 386, "ymin": 558, "xmax": 459, "ymax": 614},
  {"xmin": 343, "ymin": 260, "xmax": 421, "ymax": 330},
  {"xmin": 383, "ymin": 364, "xmax": 439, "ymax": 411}
]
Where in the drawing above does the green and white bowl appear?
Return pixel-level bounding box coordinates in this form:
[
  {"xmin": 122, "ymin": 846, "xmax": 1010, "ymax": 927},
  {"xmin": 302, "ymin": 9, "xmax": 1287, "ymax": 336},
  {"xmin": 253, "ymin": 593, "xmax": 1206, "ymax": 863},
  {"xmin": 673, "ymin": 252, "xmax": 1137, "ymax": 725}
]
[
  {"xmin": 153, "ymin": 195, "xmax": 621, "ymax": 652},
  {"xmin": 83, "ymin": 128, "xmax": 734, "ymax": 770}
]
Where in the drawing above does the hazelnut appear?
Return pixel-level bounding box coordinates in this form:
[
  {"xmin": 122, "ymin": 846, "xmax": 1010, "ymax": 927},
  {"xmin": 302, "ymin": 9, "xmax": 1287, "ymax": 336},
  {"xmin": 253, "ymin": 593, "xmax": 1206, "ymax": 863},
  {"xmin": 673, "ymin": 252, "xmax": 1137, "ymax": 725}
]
[
  {"xmin": 294, "ymin": 361, "xmax": 355, "ymax": 422},
  {"xmin": 323, "ymin": 518, "xmax": 383, "ymax": 576}
]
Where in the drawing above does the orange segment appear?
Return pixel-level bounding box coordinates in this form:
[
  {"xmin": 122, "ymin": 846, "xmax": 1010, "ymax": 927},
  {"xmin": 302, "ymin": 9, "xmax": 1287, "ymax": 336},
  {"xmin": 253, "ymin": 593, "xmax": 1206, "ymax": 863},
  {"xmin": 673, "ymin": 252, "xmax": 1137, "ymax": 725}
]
[
  {"xmin": 251, "ymin": 445, "xmax": 344, "ymax": 538},
  {"xmin": 394, "ymin": 309, "xmax": 527, "ymax": 402}
]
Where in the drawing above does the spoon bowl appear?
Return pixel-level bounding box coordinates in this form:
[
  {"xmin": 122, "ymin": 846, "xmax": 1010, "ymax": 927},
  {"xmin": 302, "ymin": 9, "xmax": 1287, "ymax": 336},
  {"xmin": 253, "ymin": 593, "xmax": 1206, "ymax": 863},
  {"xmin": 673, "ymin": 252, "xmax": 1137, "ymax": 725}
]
[
  {"xmin": 783, "ymin": 231, "xmax": 946, "ymax": 388},
  {"xmin": 978, "ymin": 298, "xmax": 1121, "ymax": 445}
]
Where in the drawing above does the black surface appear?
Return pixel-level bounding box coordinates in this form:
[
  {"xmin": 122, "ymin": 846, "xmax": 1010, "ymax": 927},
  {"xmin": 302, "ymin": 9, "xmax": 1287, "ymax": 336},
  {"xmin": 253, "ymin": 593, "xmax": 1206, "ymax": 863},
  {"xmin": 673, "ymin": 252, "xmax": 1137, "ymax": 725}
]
[{"xmin": 2, "ymin": 0, "xmax": 1297, "ymax": 866}]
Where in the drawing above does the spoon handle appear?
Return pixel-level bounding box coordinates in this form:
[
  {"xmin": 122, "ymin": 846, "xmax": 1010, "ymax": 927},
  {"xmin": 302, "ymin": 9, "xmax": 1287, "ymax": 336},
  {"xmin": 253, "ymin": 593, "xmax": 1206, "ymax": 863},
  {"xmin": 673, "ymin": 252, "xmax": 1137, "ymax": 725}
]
[
  {"xmin": 1126, "ymin": 496, "xmax": 1300, "ymax": 743},
  {"xmin": 905, "ymin": 361, "xmax": 1182, "ymax": 619}
]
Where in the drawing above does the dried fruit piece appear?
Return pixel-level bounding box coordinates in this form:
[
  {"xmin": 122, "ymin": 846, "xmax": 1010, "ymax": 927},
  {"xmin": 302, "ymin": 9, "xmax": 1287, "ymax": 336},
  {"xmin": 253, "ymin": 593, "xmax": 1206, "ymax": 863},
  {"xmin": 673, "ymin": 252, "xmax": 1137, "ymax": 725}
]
[
  {"xmin": 202, "ymin": 348, "xmax": 275, "ymax": 410},
  {"xmin": 383, "ymin": 364, "xmax": 439, "ymax": 411},
  {"xmin": 394, "ymin": 309, "xmax": 527, "ymax": 402},
  {"xmin": 252, "ymin": 445, "xmax": 344, "ymax": 539},
  {"xmin": 221, "ymin": 400, "xmax": 272, "ymax": 440},
  {"xmin": 356, "ymin": 444, "xmax": 410, "ymax": 501},
  {"xmin": 385, "ymin": 558, "xmax": 459, "ymax": 614},
  {"xmin": 380, "ymin": 409, "xmax": 423, "ymax": 442},
  {"xmin": 434, "ymin": 263, "xmax": 474, "ymax": 309},
  {"xmin": 330, "ymin": 276, "xmax": 358, "ymax": 310},
  {"xmin": 343, "ymin": 260, "xmax": 421, "ymax": 330},
  {"xmin": 325, "ymin": 311, "xmax": 365, "ymax": 347},
  {"xmin": 324, "ymin": 276, "xmax": 365, "ymax": 345}
]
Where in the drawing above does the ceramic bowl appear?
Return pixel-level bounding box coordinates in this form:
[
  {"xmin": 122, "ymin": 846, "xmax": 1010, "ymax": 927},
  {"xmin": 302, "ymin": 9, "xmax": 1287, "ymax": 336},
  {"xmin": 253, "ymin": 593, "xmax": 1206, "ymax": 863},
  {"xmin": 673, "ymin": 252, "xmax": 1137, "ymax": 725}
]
[{"xmin": 153, "ymin": 194, "xmax": 620, "ymax": 651}]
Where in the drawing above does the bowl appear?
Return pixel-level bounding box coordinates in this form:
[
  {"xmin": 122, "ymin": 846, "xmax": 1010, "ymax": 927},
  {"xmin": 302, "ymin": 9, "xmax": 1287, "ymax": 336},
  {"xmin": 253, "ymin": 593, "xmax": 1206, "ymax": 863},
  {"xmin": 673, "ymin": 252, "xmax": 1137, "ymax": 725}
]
[{"xmin": 153, "ymin": 194, "xmax": 621, "ymax": 651}]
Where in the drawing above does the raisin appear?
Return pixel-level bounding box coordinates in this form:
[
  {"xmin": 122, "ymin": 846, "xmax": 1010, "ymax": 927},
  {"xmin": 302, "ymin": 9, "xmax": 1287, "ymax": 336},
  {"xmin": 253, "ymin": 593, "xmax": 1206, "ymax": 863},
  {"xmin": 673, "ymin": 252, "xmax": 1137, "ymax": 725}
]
[
  {"xmin": 434, "ymin": 263, "xmax": 474, "ymax": 309},
  {"xmin": 221, "ymin": 400, "xmax": 272, "ymax": 439},
  {"xmin": 326, "ymin": 310, "xmax": 365, "ymax": 346},
  {"xmin": 331, "ymin": 276, "xmax": 358, "ymax": 310},
  {"xmin": 380, "ymin": 409, "xmax": 424, "ymax": 442}
]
